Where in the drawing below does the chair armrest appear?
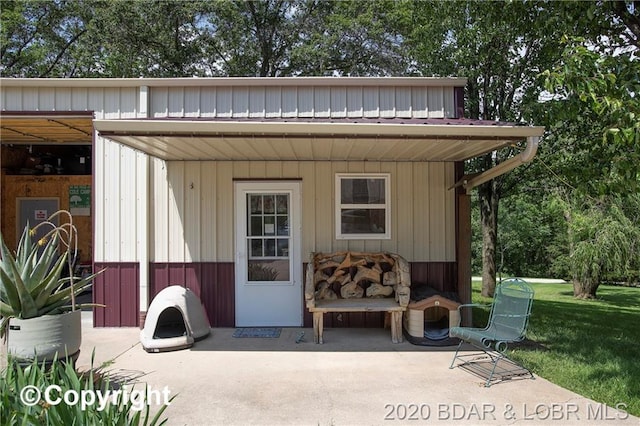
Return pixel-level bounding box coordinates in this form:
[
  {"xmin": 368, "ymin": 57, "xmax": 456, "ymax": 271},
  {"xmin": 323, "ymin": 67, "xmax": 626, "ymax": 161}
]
[
  {"xmin": 453, "ymin": 304, "xmax": 491, "ymax": 327},
  {"xmin": 457, "ymin": 303, "xmax": 490, "ymax": 312}
]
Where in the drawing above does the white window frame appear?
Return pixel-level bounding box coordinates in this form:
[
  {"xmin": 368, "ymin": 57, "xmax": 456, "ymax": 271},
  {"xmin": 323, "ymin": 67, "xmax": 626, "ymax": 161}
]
[{"xmin": 335, "ymin": 173, "xmax": 391, "ymax": 240}]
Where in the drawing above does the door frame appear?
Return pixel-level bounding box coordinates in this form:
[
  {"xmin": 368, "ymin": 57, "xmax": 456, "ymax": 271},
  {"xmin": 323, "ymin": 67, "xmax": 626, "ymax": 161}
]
[{"xmin": 234, "ymin": 181, "xmax": 303, "ymax": 326}]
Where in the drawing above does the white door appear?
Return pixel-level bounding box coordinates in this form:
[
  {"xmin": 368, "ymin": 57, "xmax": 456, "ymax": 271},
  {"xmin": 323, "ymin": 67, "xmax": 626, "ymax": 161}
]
[{"xmin": 235, "ymin": 181, "xmax": 302, "ymax": 326}]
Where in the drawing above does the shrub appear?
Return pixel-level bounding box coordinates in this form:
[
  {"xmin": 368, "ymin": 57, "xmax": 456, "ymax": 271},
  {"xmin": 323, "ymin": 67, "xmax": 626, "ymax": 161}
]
[{"xmin": 0, "ymin": 353, "xmax": 174, "ymax": 425}]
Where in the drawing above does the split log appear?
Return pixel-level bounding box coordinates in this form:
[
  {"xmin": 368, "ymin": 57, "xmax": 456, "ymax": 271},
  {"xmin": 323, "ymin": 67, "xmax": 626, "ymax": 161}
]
[
  {"xmin": 327, "ymin": 269, "xmax": 347, "ymax": 284},
  {"xmin": 337, "ymin": 273, "xmax": 352, "ymax": 286},
  {"xmin": 392, "ymin": 255, "xmax": 411, "ymax": 287},
  {"xmin": 314, "ymin": 270, "xmax": 330, "ymax": 286},
  {"xmin": 327, "ymin": 269, "xmax": 351, "ymax": 285},
  {"xmin": 382, "ymin": 271, "xmax": 398, "ymax": 286},
  {"xmin": 395, "ymin": 286, "xmax": 410, "ymax": 307},
  {"xmin": 340, "ymin": 281, "xmax": 364, "ymax": 299},
  {"xmin": 383, "ymin": 255, "xmax": 395, "ymax": 267},
  {"xmin": 353, "ymin": 265, "xmax": 381, "ymax": 285},
  {"xmin": 337, "ymin": 252, "xmax": 353, "ymax": 270},
  {"xmin": 366, "ymin": 283, "xmax": 394, "ymax": 298},
  {"xmin": 317, "ymin": 260, "xmax": 340, "ymax": 271},
  {"xmin": 338, "ymin": 252, "xmax": 368, "ymax": 270},
  {"xmin": 331, "ymin": 254, "xmax": 346, "ymax": 264},
  {"xmin": 315, "ymin": 281, "xmax": 338, "ymax": 300}
]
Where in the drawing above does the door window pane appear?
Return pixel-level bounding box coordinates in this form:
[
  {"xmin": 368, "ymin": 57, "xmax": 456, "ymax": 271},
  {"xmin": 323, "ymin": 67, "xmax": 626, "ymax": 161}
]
[
  {"xmin": 250, "ymin": 239, "xmax": 263, "ymax": 257},
  {"xmin": 248, "ymin": 260, "xmax": 290, "ymax": 281},
  {"xmin": 250, "ymin": 216, "xmax": 262, "ymax": 236},
  {"xmin": 277, "ymin": 216, "xmax": 289, "ymax": 236}
]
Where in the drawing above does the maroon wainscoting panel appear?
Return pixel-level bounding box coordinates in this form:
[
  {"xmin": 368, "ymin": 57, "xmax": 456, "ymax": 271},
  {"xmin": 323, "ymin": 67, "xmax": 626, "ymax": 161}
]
[
  {"xmin": 93, "ymin": 261, "xmax": 456, "ymax": 329},
  {"xmin": 410, "ymin": 262, "xmax": 458, "ymax": 293},
  {"xmin": 149, "ymin": 262, "xmax": 235, "ymax": 327},
  {"xmin": 93, "ymin": 263, "xmax": 140, "ymax": 327}
]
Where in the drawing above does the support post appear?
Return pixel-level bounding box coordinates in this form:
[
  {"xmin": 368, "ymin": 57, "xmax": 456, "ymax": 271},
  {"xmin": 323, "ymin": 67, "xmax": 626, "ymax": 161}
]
[{"xmin": 457, "ymin": 192, "xmax": 472, "ymax": 326}]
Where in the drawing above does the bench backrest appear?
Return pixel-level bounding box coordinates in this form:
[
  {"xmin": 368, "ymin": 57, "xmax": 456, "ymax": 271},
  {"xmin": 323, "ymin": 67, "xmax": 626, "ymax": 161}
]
[{"xmin": 486, "ymin": 278, "xmax": 534, "ymax": 342}]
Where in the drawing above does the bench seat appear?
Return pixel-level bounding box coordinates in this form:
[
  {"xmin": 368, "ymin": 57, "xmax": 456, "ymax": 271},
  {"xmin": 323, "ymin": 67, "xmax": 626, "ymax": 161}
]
[{"xmin": 309, "ymin": 298, "xmax": 404, "ymax": 344}]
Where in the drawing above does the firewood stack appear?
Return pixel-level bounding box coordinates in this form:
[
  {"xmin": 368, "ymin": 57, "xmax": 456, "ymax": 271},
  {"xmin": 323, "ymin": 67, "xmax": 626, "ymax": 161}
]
[{"xmin": 305, "ymin": 251, "xmax": 411, "ymax": 308}]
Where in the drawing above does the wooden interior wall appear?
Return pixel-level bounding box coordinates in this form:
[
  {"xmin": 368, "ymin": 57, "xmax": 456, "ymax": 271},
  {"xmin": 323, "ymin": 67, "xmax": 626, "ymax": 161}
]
[{"xmin": 0, "ymin": 174, "xmax": 93, "ymax": 263}]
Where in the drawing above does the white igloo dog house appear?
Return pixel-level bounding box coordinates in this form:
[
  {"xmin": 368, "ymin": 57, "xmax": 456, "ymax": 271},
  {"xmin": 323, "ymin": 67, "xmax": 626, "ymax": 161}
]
[{"xmin": 140, "ymin": 285, "xmax": 211, "ymax": 352}]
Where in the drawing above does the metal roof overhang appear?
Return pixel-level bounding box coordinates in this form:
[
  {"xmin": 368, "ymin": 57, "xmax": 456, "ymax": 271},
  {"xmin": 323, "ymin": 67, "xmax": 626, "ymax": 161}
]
[{"xmin": 93, "ymin": 118, "xmax": 545, "ymax": 163}]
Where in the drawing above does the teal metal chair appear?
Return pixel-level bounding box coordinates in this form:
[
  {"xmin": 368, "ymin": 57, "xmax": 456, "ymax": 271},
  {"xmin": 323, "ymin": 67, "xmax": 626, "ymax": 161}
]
[{"xmin": 449, "ymin": 278, "xmax": 535, "ymax": 387}]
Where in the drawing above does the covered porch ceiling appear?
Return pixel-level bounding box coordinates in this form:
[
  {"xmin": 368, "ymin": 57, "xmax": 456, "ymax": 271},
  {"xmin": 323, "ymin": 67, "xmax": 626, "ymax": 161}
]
[
  {"xmin": 92, "ymin": 118, "xmax": 544, "ymax": 162},
  {"xmin": 0, "ymin": 113, "xmax": 93, "ymax": 145}
]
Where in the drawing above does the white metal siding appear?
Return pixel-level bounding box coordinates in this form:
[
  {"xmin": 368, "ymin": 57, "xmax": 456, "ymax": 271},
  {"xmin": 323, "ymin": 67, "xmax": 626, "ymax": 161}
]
[
  {"xmin": 93, "ymin": 88, "xmax": 144, "ymax": 262},
  {"xmin": 149, "ymin": 160, "xmax": 456, "ymax": 263},
  {"xmin": 148, "ymin": 85, "xmax": 457, "ymax": 119}
]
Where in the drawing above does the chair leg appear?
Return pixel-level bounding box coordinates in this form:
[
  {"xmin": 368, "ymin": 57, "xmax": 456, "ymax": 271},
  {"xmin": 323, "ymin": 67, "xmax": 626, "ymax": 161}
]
[
  {"xmin": 449, "ymin": 340, "xmax": 464, "ymax": 369},
  {"xmin": 484, "ymin": 352, "xmax": 504, "ymax": 387}
]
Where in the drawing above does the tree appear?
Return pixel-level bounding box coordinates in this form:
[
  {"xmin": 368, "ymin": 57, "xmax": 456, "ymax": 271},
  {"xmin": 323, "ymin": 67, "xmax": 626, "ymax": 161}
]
[
  {"xmin": 0, "ymin": 0, "xmax": 211, "ymax": 77},
  {"xmin": 1, "ymin": 0, "xmax": 407, "ymax": 78},
  {"xmin": 200, "ymin": 0, "xmax": 408, "ymax": 77},
  {"xmin": 405, "ymin": 1, "xmax": 599, "ymax": 296},
  {"xmin": 200, "ymin": 0, "xmax": 322, "ymax": 76},
  {"xmin": 0, "ymin": 0, "xmax": 96, "ymax": 77},
  {"xmin": 539, "ymin": 1, "xmax": 640, "ymax": 297},
  {"xmin": 87, "ymin": 0, "xmax": 210, "ymax": 77},
  {"xmin": 561, "ymin": 194, "xmax": 640, "ymax": 298},
  {"xmin": 543, "ymin": 37, "xmax": 639, "ymax": 196},
  {"xmin": 289, "ymin": 0, "xmax": 410, "ymax": 76}
]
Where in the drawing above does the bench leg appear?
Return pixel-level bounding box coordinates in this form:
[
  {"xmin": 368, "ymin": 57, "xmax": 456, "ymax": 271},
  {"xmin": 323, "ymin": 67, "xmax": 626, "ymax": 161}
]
[
  {"xmin": 383, "ymin": 312, "xmax": 391, "ymax": 329},
  {"xmin": 313, "ymin": 312, "xmax": 324, "ymax": 344},
  {"xmin": 391, "ymin": 311, "xmax": 403, "ymax": 343}
]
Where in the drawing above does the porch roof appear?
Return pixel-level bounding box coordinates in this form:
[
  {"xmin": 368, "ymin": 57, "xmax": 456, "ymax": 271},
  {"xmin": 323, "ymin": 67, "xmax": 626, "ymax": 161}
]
[{"xmin": 92, "ymin": 117, "xmax": 544, "ymax": 162}]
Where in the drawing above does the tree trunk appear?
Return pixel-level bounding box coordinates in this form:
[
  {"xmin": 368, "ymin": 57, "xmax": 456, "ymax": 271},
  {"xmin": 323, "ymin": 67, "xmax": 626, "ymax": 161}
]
[
  {"xmin": 565, "ymin": 205, "xmax": 600, "ymax": 299},
  {"xmin": 573, "ymin": 277, "xmax": 599, "ymax": 299},
  {"xmin": 479, "ymin": 179, "xmax": 499, "ymax": 297}
]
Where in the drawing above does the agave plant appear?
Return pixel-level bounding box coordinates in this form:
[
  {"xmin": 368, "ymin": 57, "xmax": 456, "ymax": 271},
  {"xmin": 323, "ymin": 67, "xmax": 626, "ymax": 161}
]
[{"xmin": 0, "ymin": 210, "xmax": 100, "ymax": 338}]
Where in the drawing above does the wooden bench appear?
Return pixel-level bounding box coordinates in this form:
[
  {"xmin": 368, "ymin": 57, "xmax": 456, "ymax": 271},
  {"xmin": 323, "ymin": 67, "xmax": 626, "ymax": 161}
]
[{"xmin": 305, "ymin": 251, "xmax": 411, "ymax": 344}]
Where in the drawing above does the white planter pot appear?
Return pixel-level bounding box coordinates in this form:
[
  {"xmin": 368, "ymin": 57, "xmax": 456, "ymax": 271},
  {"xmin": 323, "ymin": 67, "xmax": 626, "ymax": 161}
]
[{"xmin": 7, "ymin": 310, "xmax": 82, "ymax": 362}]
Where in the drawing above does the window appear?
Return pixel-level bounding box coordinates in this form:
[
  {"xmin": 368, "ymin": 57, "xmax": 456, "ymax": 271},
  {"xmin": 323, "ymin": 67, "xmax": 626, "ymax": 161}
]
[
  {"xmin": 247, "ymin": 193, "xmax": 290, "ymax": 281},
  {"xmin": 335, "ymin": 173, "xmax": 390, "ymax": 239}
]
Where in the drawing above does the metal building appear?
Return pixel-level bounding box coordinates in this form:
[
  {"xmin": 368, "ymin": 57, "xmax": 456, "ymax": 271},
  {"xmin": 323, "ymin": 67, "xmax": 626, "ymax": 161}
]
[{"xmin": 0, "ymin": 77, "xmax": 543, "ymax": 329}]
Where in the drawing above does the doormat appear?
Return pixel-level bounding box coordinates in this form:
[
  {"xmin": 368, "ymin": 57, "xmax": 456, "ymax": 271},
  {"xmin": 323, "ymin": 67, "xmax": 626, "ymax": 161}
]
[{"xmin": 232, "ymin": 327, "xmax": 282, "ymax": 338}]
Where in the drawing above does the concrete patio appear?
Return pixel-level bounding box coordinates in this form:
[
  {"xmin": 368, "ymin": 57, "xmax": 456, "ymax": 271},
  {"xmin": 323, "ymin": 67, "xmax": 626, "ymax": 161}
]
[{"xmin": 76, "ymin": 312, "xmax": 637, "ymax": 425}]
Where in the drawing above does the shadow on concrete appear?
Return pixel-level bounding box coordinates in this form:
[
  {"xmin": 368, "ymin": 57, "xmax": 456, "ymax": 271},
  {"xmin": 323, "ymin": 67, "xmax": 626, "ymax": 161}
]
[{"xmin": 187, "ymin": 327, "xmax": 462, "ymax": 353}]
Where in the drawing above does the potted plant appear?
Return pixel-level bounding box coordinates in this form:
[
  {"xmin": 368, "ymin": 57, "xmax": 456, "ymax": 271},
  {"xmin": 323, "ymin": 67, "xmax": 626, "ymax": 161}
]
[{"xmin": 0, "ymin": 210, "xmax": 100, "ymax": 367}]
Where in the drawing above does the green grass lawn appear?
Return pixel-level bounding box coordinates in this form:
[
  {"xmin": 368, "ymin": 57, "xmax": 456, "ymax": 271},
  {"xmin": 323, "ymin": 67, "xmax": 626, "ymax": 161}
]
[{"xmin": 471, "ymin": 279, "xmax": 640, "ymax": 417}]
